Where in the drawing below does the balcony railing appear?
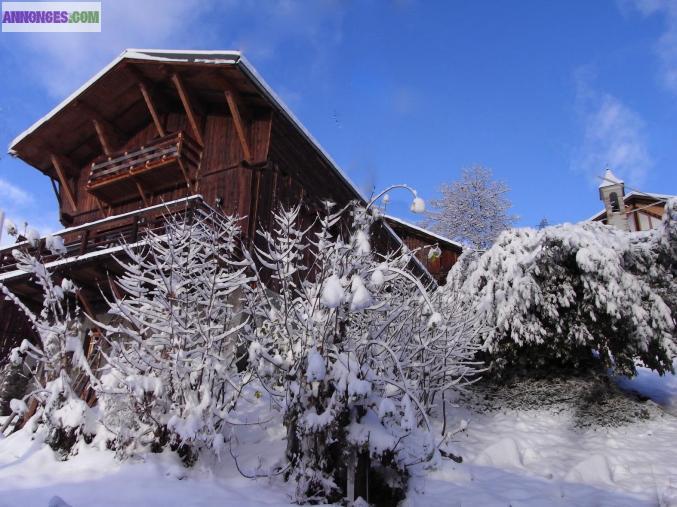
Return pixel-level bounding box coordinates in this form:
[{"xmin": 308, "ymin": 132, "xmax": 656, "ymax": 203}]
[
  {"xmin": 0, "ymin": 195, "xmax": 211, "ymax": 278},
  {"xmin": 86, "ymin": 131, "xmax": 202, "ymax": 204}
]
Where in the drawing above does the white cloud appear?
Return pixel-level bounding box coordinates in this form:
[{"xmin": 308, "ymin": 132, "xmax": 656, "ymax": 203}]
[
  {"xmin": 623, "ymin": 0, "xmax": 677, "ymax": 93},
  {"xmin": 573, "ymin": 71, "xmax": 652, "ymax": 187},
  {"xmin": 0, "ymin": 177, "xmax": 33, "ymax": 206},
  {"xmin": 10, "ymin": 0, "xmax": 347, "ymax": 98},
  {"xmin": 0, "ymin": 178, "xmax": 59, "ymax": 246},
  {"xmin": 12, "ymin": 0, "xmax": 217, "ymax": 97}
]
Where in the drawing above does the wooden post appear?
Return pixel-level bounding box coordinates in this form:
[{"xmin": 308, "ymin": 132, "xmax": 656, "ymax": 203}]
[
  {"xmin": 79, "ymin": 229, "xmax": 90, "ymax": 255},
  {"xmin": 224, "ymin": 90, "xmax": 252, "ymax": 163},
  {"xmin": 248, "ymin": 167, "xmax": 261, "ymax": 243},
  {"xmin": 171, "ymin": 73, "xmax": 204, "ymax": 146},
  {"xmin": 51, "ymin": 154, "xmax": 77, "ymax": 211},
  {"xmin": 93, "ymin": 197, "xmax": 108, "ymax": 218},
  {"xmin": 75, "ymin": 289, "xmax": 104, "ymax": 358}
]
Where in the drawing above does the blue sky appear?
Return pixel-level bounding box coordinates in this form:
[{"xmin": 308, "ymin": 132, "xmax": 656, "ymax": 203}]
[{"xmin": 1, "ymin": 0, "xmax": 676, "ymax": 239}]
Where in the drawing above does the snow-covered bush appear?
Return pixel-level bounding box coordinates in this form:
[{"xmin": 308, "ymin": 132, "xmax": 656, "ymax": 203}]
[
  {"xmin": 242, "ymin": 202, "xmax": 481, "ymax": 503},
  {"xmin": 446, "ymin": 205, "xmax": 676, "ymax": 377},
  {"xmin": 0, "ymin": 241, "xmax": 98, "ymax": 457},
  {"xmin": 95, "ymin": 210, "xmax": 252, "ymax": 462}
]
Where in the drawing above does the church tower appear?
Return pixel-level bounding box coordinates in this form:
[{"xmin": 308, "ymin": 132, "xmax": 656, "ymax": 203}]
[{"xmin": 598, "ymin": 168, "xmax": 629, "ymax": 231}]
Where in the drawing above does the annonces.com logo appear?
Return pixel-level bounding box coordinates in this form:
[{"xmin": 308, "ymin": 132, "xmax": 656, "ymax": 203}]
[{"xmin": 2, "ymin": 2, "xmax": 101, "ymax": 32}]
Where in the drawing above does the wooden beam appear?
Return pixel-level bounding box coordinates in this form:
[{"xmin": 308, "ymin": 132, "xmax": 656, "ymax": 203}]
[
  {"xmin": 92, "ymin": 119, "xmax": 114, "ymax": 157},
  {"xmin": 76, "ymin": 289, "xmax": 97, "ymax": 320},
  {"xmin": 171, "ymin": 73, "xmax": 204, "ymax": 146},
  {"xmin": 176, "ymin": 158, "xmax": 193, "ymax": 190},
  {"xmin": 132, "ymin": 179, "xmax": 150, "ymax": 207},
  {"xmin": 261, "ymin": 110, "xmax": 274, "ymax": 161},
  {"xmin": 51, "ymin": 154, "xmax": 77, "ymax": 211},
  {"xmin": 93, "ymin": 196, "xmax": 109, "ymax": 218},
  {"xmin": 225, "ymin": 90, "xmax": 252, "ymax": 163},
  {"xmin": 125, "ymin": 65, "xmax": 170, "ymax": 137},
  {"xmin": 75, "ymin": 100, "xmax": 126, "ymax": 143},
  {"xmin": 138, "ymin": 81, "xmax": 165, "ymax": 137}
]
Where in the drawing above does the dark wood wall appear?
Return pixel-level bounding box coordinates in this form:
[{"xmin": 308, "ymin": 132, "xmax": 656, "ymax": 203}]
[
  {"xmin": 62, "ymin": 101, "xmax": 360, "ymax": 247},
  {"xmin": 0, "ymin": 301, "xmax": 36, "ymax": 368},
  {"xmin": 69, "ymin": 111, "xmax": 272, "ymax": 231},
  {"xmin": 385, "ymin": 222, "xmax": 460, "ymax": 285}
]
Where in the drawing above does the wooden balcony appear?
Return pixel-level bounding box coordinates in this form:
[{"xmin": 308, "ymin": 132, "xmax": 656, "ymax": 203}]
[
  {"xmin": 0, "ymin": 195, "xmax": 210, "ymax": 281},
  {"xmin": 86, "ymin": 131, "xmax": 202, "ymax": 205}
]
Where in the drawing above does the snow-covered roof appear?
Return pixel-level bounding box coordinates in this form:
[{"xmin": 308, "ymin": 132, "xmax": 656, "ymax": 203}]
[
  {"xmin": 8, "ymin": 48, "xmax": 365, "ymax": 203},
  {"xmin": 384, "ymin": 214, "xmax": 463, "ymax": 250},
  {"xmin": 588, "ymin": 190, "xmax": 675, "ymax": 221},
  {"xmin": 598, "ymin": 169, "xmax": 624, "ymax": 188}
]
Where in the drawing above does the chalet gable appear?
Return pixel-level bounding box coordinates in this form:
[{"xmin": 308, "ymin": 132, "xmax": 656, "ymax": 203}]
[{"xmin": 8, "ymin": 49, "xmax": 363, "ymax": 227}]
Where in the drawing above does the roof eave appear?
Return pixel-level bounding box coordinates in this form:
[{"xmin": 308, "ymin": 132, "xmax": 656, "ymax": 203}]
[
  {"xmin": 235, "ymin": 55, "xmax": 364, "ymax": 203},
  {"xmin": 7, "ymin": 49, "xmax": 244, "ymax": 156},
  {"xmin": 384, "ymin": 214, "xmax": 464, "ymax": 251}
]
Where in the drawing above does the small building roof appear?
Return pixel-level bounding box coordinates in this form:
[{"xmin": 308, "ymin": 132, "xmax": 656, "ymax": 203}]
[
  {"xmin": 598, "ymin": 169, "xmax": 624, "ymax": 188},
  {"xmin": 588, "ymin": 190, "xmax": 675, "ymax": 222}
]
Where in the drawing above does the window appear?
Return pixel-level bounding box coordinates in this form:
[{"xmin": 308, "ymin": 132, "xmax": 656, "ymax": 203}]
[{"xmin": 609, "ymin": 192, "xmax": 621, "ymax": 212}]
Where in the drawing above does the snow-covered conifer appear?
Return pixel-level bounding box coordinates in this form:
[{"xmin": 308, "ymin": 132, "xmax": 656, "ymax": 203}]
[{"xmin": 445, "ymin": 210, "xmax": 676, "ymax": 376}]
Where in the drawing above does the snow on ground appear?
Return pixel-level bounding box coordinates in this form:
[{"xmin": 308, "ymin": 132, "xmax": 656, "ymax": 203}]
[
  {"xmin": 1, "ymin": 370, "xmax": 677, "ymax": 507},
  {"xmin": 0, "ymin": 393, "xmax": 294, "ymax": 507},
  {"xmin": 410, "ymin": 406, "xmax": 677, "ymax": 506}
]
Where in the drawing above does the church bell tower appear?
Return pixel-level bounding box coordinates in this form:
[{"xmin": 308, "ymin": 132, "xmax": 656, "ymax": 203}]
[{"xmin": 598, "ymin": 168, "xmax": 629, "ymax": 231}]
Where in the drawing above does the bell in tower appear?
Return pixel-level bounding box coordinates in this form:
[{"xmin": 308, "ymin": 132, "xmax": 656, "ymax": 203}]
[{"xmin": 598, "ymin": 168, "xmax": 629, "ymax": 231}]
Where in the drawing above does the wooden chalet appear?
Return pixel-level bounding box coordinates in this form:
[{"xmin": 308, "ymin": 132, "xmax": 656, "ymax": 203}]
[{"xmin": 0, "ymin": 49, "xmax": 461, "ymax": 366}]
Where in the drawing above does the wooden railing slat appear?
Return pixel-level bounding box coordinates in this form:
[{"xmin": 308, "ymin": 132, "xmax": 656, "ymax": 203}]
[{"xmin": 0, "ymin": 198, "xmax": 213, "ymax": 276}]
